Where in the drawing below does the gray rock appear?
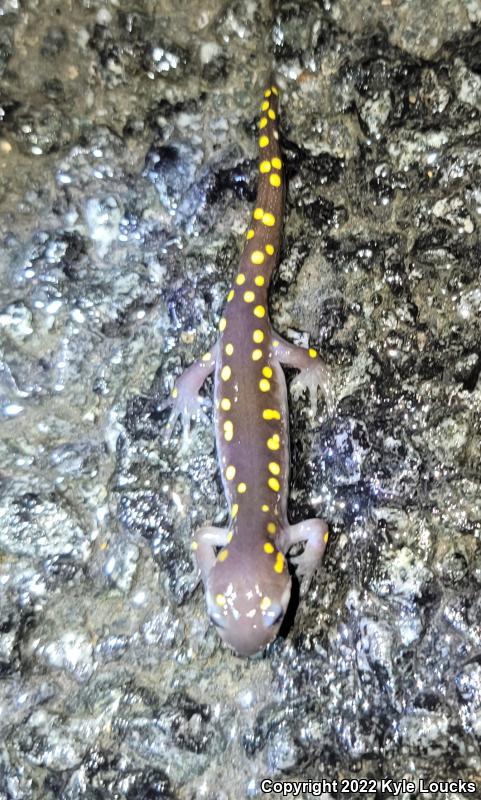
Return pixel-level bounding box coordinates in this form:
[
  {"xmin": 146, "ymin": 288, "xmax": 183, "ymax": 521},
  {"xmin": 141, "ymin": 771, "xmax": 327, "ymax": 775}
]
[{"xmin": 0, "ymin": 0, "xmax": 480, "ymax": 797}]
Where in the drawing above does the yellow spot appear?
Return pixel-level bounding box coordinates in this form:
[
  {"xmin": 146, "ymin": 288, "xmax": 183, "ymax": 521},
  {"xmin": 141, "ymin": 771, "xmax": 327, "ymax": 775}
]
[
  {"xmin": 201, "ymin": 352, "xmax": 211, "ymax": 362},
  {"xmin": 265, "ymin": 88, "xmax": 272, "ymax": 98},
  {"xmin": 254, "ymin": 275, "xmax": 265, "ymax": 286},
  {"xmin": 262, "ymin": 504, "xmax": 269, "ymax": 512},
  {"xmin": 244, "ymin": 290, "xmax": 255, "ymax": 303},
  {"xmin": 253, "ymin": 329, "xmax": 264, "ymax": 343},
  {"xmin": 225, "ymin": 465, "xmax": 236, "ymax": 480},
  {"xmin": 271, "ymin": 157, "xmax": 282, "ymax": 169},
  {"xmin": 267, "ymin": 522, "xmax": 277, "ymax": 534},
  {"xmin": 265, "ymin": 244, "xmax": 275, "ymax": 255},
  {"xmin": 260, "ymin": 596, "xmax": 271, "ymax": 611},
  {"xmin": 261, "ymin": 100, "xmax": 270, "ymax": 111},
  {"xmin": 268, "ymin": 109, "xmax": 276, "ymax": 120},
  {"xmin": 254, "ymin": 305, "xmax": 266, "ymax": 318},
  {"xmin": 269, "ymin": 461, "xmax": 280, "ymax": 475},
  {"xmin": 271, "ymin": 86, "xmax": 278, "ymax": 96},
  {"xmin": 262, "ymin": 366, "xmax": 273, "ymax": 378},
  {"xmin": 216, "ymin": 593, "xmax": 226, "ymax": 606},
  {"xmin": 262, "ymin": 212, "xmax": 275, "ymax": 227},
  {"xmin": 224, "ymin": 420, "xmax": 234, "ymax": 441},
  {"xmin": 309, "ymin": 347, "xmax": 317, "ymax": 358},
  {"xmin": 269, "ymin": 174, "xmax": 281, "ymax": 188},
  {"xmin": 191, "ymin": 541, "xmax": 198, "ymax": 551},
  {"xmin": 237, "ymin": 482, "xmax": 247, "ymax": 494},
  {"xmin": 220, "ymin": 398, "xmax": 231, "ymax": 411},
  {"xmin": 227, "ymin": 531, "xmax": 233, "ymax": 543},
  {"xmin": 227, "ymin": 290, "xmax": 235, "ymax": 302},
  {"xmin": 218, "ymin": 549, "xmax": 229, "ymax": 562},
  {"xmin": 264, "ymin": 542, "xmax": 275, "ymax": 554},
  {"xmin": 267, "ymin": 434, "xmax": 280, "ymax": 451},
  {"xmin": 232, "ymin": 503, "xmax": 239, "ymax": 518},
  {"xmin": 254, "ymin": 207, "xmax": 264, "ymax": 220},
  {"xmin": 273, "ymin": 339, "xmax": 279, "ymax": 347},
  {"xmin": 274, "ymin": 552, "xmax": 284, "ymax": 573},
  {"xmin": 236, "ymin": 273, "xmax": 246, "ymax": 285},
  {"xmin": 259, "ymin": 136, "xmax": 269, "ymax": 148},
  {"xmin": 260, "ymin": 160, "xmax": 271, "ymax": 173},
  {"xmin": 172, "ymin": 387, "xmax": 178, "ymax": 398},
  {"xmin": 251, "ymin": 250, "xmax": 265, "ymax": 265},
  {"xmin": 259, "ymin": 378, "xmax": 271, "ymax": 392},
  {"xmin": 225, "ymin": 343, "xmax": 234, "ymax": 356},
  {"xmin": 263, "ymin": 409, "xmax": 281, "ymax": 420},
  {"xmin": 268, "ymin": 477, "xmax": 280, "ymax": 492},
  {"xmin": 246, "ymin": 229, "xmax": 255, "ymax": 240},
  {"xmin": 324, "ymin": 531, "xmax": 329, "ymax": 543},
  {"xmin": 259, "ymin": 117, "xmax": 268, "ymax": 129},
  {"xmin": 252, "ymin": 349, "xmax": 263, "ymax": 361},
  {"xmin": 219, "ymin": 317, "xmax": 227, "ymax": 332},
  {"xmin": 221, "ymin": 365, "xmax": 231, "ymax": 381}
]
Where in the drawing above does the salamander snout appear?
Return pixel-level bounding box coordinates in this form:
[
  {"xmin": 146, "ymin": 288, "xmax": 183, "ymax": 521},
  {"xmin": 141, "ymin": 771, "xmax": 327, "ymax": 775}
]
[{"xmin": 205, "ymin": 557, "xmax": 292, "ymax": 656}]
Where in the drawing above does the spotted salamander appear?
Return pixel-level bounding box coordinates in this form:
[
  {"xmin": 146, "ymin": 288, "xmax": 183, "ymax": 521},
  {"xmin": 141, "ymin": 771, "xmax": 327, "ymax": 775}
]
[{"xmin": 160, "ymin": 79, "xmax": 331, "ymax": 656}]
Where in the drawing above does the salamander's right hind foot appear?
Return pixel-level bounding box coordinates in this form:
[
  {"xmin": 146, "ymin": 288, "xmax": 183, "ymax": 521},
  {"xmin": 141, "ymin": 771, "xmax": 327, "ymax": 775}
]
[{"xmin": 158, "ymin": 345, "xmax": 219, "ymax": 444}]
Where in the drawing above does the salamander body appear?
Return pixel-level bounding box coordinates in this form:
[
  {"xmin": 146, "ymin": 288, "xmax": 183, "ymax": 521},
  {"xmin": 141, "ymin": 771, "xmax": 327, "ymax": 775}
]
[{"xmin": 161, "ymin": 80, "xmax": 331, "ymax": 656}]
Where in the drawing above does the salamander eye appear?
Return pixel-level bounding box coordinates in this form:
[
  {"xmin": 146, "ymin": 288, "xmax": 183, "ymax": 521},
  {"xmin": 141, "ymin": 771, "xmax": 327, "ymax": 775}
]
[
  {"xmin": 265, "ymin": 604, "xmax": 284, "ymax": 628},
  {"xmin": 209, "ymin": 614, "xmax": 226, "ymax": 629}
]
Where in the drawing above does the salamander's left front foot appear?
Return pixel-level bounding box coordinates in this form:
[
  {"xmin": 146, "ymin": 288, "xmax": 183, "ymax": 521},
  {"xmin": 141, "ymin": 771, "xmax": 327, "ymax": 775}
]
[{"xmin": 280, "ymin": 518, "xmax": 329, "ymax": 595}]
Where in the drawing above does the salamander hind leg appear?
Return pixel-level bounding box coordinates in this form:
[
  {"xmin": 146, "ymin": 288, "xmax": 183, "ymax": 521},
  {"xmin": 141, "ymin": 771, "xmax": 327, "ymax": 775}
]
[
  {"xmin": 158, "ymin": 343, "xmax": 219, "ymax": 443},
  {"xmin": 280, "ymin": 518, "xmax": 329, "ymax": 595},
  {"xmin": 272, "ymin": 335, "xmax": 334, "ymax": 416}
]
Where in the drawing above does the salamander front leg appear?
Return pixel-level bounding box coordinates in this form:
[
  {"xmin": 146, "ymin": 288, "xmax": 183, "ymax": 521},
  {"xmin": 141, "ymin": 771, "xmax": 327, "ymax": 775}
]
[
  {"xmin": 191, "ymin": 525, "xmax": 230, "ymax": 584},
  {"xmin": 159, "ymin": 342, "xmax": 219, "ymax": 443},
  {"xmin": 272, "ymin": 335, "xmax": 334, "ymax": 415},
  {"xmin": 280, "ymin": 518, "xmax": 329, "ymax": 595}
]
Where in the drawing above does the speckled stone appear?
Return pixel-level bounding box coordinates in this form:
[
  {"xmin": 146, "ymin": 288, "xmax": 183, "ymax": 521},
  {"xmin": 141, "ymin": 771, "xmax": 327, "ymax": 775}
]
[{"xmin": 0, "ymin": 0, "xmax": 480, "ymax": 798}]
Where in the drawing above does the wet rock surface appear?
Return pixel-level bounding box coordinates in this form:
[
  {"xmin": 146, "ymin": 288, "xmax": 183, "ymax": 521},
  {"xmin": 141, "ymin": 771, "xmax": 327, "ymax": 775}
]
[{"xmin": 1, "ymin": 0, "xmax": 480, "ymax": 798}]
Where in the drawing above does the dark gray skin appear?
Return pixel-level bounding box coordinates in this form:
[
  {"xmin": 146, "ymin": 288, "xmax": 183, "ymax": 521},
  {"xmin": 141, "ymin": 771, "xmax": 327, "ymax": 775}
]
[{"xmin": 161, "ymin": 81, "xmax": 331, "ymax": 657}]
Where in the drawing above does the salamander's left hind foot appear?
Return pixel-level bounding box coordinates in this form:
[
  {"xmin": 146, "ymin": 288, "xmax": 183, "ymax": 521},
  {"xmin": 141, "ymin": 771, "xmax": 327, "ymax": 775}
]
[
  {"xmin": 292, "ymin": 358, "xmax": 334, "ymax": 417},
  {"xmin": 272, "ymin": 335, "xmax": 334, "ymax": 416}
]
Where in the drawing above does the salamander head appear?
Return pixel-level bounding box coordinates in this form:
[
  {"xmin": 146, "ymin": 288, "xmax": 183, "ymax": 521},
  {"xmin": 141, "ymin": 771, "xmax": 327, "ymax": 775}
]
[{"xmin": 205, "ymin": 548, "xmax": 291, "ymax": 656}]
